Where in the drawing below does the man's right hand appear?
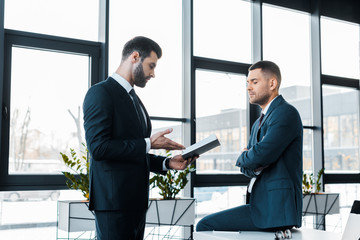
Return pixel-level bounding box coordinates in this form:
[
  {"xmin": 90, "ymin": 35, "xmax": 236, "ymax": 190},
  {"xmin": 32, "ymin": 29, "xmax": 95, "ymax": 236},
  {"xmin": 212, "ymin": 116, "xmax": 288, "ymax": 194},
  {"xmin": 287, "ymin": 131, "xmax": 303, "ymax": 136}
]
[{"xmin": 150, "ymin": 128, "xmax": 185, "ymax": 150}]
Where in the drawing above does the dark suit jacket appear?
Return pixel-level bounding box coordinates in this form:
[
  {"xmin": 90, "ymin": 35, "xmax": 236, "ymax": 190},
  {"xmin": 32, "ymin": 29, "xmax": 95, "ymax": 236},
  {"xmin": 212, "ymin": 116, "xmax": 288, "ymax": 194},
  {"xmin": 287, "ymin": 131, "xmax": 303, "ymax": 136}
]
[
  {"xmin": 236, "ymin": 95, "xmax": 303, "ymax": 229},
  {"xmin": 83, "ymin": 77, "xmax": 166, "ymax": 211}
]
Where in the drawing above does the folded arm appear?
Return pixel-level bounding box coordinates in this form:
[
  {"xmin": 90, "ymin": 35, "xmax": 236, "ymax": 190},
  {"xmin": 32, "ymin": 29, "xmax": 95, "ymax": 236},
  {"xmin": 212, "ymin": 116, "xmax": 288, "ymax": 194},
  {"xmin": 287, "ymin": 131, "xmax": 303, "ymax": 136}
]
[{"xmin": 236, "ymin": 107, "xmax": 302, "ymax": 171}]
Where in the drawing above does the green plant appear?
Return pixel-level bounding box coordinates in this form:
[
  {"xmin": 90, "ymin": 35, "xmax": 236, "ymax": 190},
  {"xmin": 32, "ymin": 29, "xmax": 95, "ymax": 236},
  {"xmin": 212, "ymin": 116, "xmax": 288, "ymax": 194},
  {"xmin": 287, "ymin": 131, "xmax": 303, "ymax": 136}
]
[
  {"xmin": 149, "ymin": 151, "xmax": 195, "ymax": 200},
  {"xmin": 302, "ymin": 168, "xmax": 324, "ymax": 194},
  {"xmin": 60, "ymin": 145, "xmax": 89, "ymax": 200}
]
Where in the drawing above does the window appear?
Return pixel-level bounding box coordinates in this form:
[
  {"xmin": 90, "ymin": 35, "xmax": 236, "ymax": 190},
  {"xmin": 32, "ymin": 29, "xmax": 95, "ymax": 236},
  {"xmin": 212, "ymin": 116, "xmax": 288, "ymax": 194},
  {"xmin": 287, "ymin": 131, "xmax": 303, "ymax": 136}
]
[
  {"xmin": 149, "ymin": 120, "xmax": 184, "ymax": 157},
  {"xmin": 8, "ymin": 47, "xmax": 89, "ymax": 175},
  {"xmin": 0, "ymin": 1, "xmax": 102, "ymax": 236},
  {"xmin": 324, "ymin": 184, "xmax": 360, "ymax": 232},
  {"xmin": 321, "ymin": 17, "xmax": 360, "ymax": 79},
  {"xmin": 109, "ymin": 0, "xmax": 182, "ymax": 118},
  {"xmin": 1, "ymin": 30, "xmax": 100, "ymax": 188},
  {"xmin": 0, "ymin": 190, "xmax": 85, "ymax": 239},
  {"xmin": 195, "ymin": 70, "xmax": 247, "ymax": 174},
  {"xmin": 322, "ymin": 85, "xmax": 359, "ymax": 173},
  {"xmin": 4, "ymin": 0, "xmax": 99, "ymax": 41},
  {"xmin": 263, "ymin": 4, "xmax": 311, "ymax": 122},
  {"xmin": 193, "ymin": 0, "xmax": 251, "ymax": 63},
  {"xmin": 303, "ymin": 129, "xmax": 313, "ymax": 172},
  {"xmin": 194, "ymin": 186, "xmax": 247, "ymax": 225},
  {"xmin": 263, "ymin": 4, "xmax": 312, "ymax": 171}
]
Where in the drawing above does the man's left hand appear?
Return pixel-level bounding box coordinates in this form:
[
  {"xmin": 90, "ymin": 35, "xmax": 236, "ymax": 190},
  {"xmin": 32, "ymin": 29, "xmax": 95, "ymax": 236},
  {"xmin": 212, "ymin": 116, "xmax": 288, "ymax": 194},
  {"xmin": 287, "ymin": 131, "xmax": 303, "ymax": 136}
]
[{"xmin": 169, "ymin": 155, "xmax": 199, "ymax": 170}]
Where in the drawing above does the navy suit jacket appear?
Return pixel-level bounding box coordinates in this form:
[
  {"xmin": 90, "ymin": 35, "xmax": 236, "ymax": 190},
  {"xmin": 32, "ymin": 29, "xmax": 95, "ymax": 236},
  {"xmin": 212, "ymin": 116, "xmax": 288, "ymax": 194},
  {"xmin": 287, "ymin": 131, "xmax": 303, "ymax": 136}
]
[
  {"xmin": 83, "ymin": 77, "xmax": 166, "ymax": 211},
  {"xmin": 236, "ymin": 95, "xmax": 303, "ymax": 229}
]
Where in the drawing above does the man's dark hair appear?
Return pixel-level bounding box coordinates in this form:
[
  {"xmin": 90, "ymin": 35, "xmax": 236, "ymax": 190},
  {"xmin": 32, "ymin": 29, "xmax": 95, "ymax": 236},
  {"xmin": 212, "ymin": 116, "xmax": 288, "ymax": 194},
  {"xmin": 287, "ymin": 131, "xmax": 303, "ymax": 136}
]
[
  {"xmin": 122, "ymin": 36, "xmax": 162, "ymax": 61},
  {"xmin": 249, "ymin": 60, "xmax": 282, "ymax": 88}
]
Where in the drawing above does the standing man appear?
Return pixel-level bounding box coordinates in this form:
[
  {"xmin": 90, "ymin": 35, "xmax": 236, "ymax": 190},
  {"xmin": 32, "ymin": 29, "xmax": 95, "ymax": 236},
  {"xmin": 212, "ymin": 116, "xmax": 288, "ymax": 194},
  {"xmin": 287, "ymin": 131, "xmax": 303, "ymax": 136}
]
[
  {"xmin": 196, "ymin": 60, "xmax": 303, "ymax": 232},
  {"xmin": 83, "ymin": 36, "xmax": 196, "ymax": 240}
]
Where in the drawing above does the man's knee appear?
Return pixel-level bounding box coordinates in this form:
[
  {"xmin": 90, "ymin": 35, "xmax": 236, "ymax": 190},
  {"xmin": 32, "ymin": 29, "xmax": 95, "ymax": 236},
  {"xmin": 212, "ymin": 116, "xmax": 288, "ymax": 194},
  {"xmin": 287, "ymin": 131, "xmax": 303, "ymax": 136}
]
[{"xmin": 196, "ymin": 218, "xmax": 213, "ymax": 231}]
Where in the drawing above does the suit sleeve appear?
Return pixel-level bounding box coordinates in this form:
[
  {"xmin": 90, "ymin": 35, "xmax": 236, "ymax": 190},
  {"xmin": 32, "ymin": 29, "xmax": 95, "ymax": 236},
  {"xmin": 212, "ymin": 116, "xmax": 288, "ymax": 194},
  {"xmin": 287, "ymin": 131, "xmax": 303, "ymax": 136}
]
[
  {"xmin": 83, "ymin": 85, "xmax": 146, "ymax": 161},
  {"xmin": 237, "ymin": 122, "xmax": 258, "ymax": 177},
  {"xmin": 149, "ymin": 154, "xmax": 167, "ymax": 175},
  {"xmin": 236, "ymin": 106, "xmax": 302, "ymax": 170},
  {"xmin": 240, "ymin": 167, "xmax": 257, "ymax": 178}
]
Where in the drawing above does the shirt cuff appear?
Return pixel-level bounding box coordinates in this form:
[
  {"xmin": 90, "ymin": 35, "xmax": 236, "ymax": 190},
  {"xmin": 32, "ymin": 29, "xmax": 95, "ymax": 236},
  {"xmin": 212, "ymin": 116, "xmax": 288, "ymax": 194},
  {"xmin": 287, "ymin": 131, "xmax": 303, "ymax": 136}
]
[
  {"xmin": 162, "ymin": 157, "xmax": 171, "ymax": 171},
  {"xmin": 145, "ymin": 138, "xmax": 151, "ymax": 153}
]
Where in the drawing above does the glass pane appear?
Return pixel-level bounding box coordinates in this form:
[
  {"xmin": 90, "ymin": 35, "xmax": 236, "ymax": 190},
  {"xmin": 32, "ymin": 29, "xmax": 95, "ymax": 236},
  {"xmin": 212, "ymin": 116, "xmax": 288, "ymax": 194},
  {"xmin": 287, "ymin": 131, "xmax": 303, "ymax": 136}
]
[
  {"xmin": 109, "ymin": 0, "xmax": 182, "ymax": 118},
  {"xmin": 263, "ymin": 4, "xmax": 312, "ymax": 123},
  {"xmin": 4, "ymin": 0, "xmax": 99, "ymax": 41},
  {"xmin": 303, "ymin": 129, "xmax": 313, "ymax": 172},
  {"xmin": 195, "ymin": 70, "xmax": 248, "ymax": 174},
  {"xmin": 149, "ymin": 120, "xmax": 185, "ymax": 199},
  {"xmin": 149, "ymin": 120, "xmax": 183, "ymax": 158},
  {"xmin": 193, "ymin": 0, "xmax": 251, "ymax": 63},
  {"xmin": 0, "ymin": 190, "xmax": 85, "ymax": 240},
  {"xmin": 321, "ymin": 17, "xmax": 360, "ymax": 79},
  {"xmin": 324, "ymin": 184, "xmax": 360, "ymax": 233},
  {"xmin": 325, "ymin": 184, "xmax": 360, "ymax": 211},
  {"xmin": 9, "ymin": 47, "xmax": 89, "ymax": 175},
  {"xmin": 195, "ymin": 186, "xmax": 247, "ymax": 225},
  {"xmin": 322, "ymin": 85, "xmax": 360, "ymax": 173}
]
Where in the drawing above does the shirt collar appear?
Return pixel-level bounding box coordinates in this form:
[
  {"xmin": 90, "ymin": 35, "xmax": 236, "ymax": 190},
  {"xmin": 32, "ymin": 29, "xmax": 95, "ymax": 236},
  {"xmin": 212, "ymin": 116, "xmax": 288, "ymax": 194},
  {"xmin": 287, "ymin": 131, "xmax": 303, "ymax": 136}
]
[
  {"xmin": 262, "ymin": 95, "xmax": 279, "ymax": 115},
  {"xmin": 111, "ymin": 72, "xmax": 133, "ymax": 94}
]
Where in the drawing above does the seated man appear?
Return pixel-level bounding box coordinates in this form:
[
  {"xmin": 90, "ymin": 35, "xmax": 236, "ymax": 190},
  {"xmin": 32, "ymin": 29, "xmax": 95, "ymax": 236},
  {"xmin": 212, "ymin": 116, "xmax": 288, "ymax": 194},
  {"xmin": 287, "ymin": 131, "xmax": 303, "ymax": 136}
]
[{"xmin": 196, "ymin": 60, "xmax": 303, "ymax": 232}]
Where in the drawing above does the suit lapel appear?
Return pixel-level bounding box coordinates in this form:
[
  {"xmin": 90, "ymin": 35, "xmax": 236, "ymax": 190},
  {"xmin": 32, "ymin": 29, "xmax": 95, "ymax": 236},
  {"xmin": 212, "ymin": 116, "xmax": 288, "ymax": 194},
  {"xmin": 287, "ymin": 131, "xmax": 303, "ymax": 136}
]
[
  {"xmin": 265, "ymin": 95, "xmax": 284, "ymax": 117},
  {"xmin": 256, "ymin": 95, "xmax": 285, "ymax": 142},
  {"xmin": 107, "ymin": 77, "xmax": 132, "ymax": 104},
  {"xmin": 259, "ymin": 95, "xmax": 285, "ymax": 128},
  {"xmin": 107, "ymin": 77, "xmax": 146, "ymax": 136}
]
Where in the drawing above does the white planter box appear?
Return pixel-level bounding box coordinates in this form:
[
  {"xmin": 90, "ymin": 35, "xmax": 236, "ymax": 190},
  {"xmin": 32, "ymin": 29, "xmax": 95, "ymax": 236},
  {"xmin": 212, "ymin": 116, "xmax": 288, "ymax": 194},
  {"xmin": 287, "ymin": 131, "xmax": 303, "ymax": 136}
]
[
  {"xmin": 302, "ymin": 193, "xmax": 340, "ymax": 216},
  {"xmin": 57, "ymin": 200, "xmax": 95, "ymax": 232},
  {"xmin": 146, "ymin": 198, "xmax": 196, "ymax": 226},
  {"xmin": 58, "ymin": 198, "xmax": 196, "ymax": 235}
]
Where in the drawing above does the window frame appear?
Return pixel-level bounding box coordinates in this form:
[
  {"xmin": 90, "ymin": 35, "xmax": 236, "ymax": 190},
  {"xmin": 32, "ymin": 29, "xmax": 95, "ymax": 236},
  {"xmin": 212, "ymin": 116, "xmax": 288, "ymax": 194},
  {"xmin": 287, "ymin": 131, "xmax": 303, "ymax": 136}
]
[
  {"xmin": 0, "ymin": 29, "xmax": 101, "ymax": 191},
  {"xmin": 192, "ymin": 57, "xmax": 252, "ymax": 187},
  {"xmin": 321, "ymin": 75, "xmax": 360, "ymax": 184}
]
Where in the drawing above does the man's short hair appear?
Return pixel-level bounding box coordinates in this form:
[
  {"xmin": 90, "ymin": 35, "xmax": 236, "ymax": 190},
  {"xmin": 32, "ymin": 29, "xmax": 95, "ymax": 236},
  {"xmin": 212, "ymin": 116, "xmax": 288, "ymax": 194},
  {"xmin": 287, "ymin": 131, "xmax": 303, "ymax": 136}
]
[
  {"xmin": 249, "ymin": 60, "xmax": 282, "ymax": 88},
  {"xmin": 122, "ymin": 36, "xmax": 162, "ymax": 61}
]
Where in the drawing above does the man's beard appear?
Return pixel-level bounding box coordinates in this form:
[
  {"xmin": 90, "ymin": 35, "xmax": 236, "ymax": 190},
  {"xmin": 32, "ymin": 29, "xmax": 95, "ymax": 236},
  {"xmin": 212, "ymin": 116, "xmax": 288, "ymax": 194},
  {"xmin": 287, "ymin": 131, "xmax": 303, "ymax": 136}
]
[
  {"xmin": 133, "ymin": 63, "xmax": 148, "ymax": 88},
  {"xmin": 250, "ymin": 92, "xmax": 271, "ymax": 106}
]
